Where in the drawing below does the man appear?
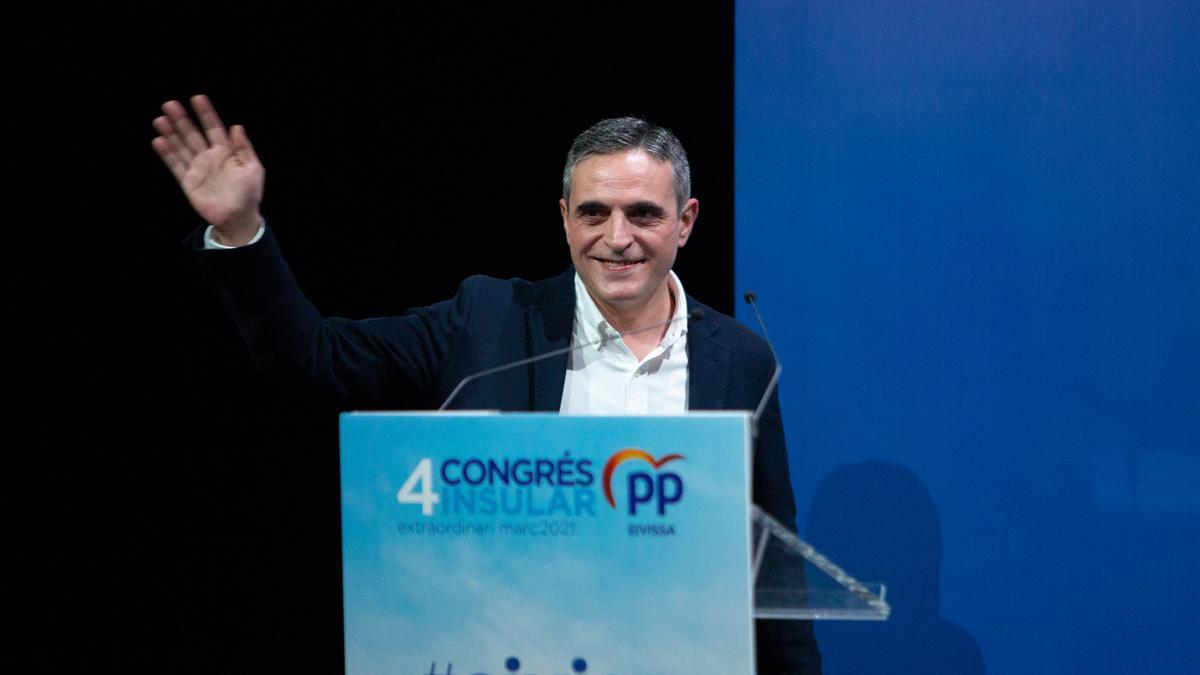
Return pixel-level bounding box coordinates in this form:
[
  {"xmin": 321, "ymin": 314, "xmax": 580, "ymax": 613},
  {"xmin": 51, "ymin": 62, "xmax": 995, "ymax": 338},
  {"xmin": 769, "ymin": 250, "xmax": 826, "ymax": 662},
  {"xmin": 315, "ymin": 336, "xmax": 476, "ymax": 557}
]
[{"xmin": 153, "ymin": 95, "xmax": 821, "ymax": 673}]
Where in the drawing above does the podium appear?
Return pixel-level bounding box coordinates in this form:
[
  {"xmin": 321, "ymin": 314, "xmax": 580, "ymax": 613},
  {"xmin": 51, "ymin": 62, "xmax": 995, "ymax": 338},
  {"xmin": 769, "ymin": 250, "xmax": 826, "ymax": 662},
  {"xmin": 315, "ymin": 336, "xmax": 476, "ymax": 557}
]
[{"xmin": 340, "ymin": 412, "xmax": 888, "ymax": 675}]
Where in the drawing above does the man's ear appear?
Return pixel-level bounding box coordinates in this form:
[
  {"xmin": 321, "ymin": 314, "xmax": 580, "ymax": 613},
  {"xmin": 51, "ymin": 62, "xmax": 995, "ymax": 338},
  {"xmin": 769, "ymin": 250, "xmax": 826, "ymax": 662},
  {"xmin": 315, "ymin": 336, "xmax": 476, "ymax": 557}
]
[
  {"xmin": 677, "ymin": 197, "xmax": 699, "ymax": 247},
  {"xmin": 559, "ymin": 198, "xmax": 570, "ymax": 240}
]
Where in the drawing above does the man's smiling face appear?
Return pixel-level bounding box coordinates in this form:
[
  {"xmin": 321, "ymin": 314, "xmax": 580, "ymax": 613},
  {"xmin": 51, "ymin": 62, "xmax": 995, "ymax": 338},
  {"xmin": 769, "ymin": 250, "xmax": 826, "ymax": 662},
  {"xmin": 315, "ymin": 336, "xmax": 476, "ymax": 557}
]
[{"xmin": 560, "ymin": 148, "xmax": 698, "ymax": 321}]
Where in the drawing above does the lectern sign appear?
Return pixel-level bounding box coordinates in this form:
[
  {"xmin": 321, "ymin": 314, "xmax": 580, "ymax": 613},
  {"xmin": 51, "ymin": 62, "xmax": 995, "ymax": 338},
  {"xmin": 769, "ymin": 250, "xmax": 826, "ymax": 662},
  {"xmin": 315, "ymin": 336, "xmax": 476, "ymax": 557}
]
[{"xmin": 340, "ymin": 412, "xmax": 755, "ymax": 675}]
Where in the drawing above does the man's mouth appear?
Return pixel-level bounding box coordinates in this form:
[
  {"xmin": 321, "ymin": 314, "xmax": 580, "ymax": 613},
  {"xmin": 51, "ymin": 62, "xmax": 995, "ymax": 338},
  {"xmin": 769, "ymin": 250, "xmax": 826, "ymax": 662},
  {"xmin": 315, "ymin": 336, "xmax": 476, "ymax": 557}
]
[{"xmin": 594, "ymin": 257, "xmax": 643, "ymax": 270}]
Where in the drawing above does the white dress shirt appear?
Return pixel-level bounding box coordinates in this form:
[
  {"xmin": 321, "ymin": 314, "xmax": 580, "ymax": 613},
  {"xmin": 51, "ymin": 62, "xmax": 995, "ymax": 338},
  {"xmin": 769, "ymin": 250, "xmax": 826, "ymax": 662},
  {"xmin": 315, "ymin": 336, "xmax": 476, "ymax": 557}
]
[
  {"xmin": 559, "ymin": 272, "xmax": 689, "ymax": 415},
  {"xmin": 203, "ymin": 223, "xmax": 266, "ymax": 249}
]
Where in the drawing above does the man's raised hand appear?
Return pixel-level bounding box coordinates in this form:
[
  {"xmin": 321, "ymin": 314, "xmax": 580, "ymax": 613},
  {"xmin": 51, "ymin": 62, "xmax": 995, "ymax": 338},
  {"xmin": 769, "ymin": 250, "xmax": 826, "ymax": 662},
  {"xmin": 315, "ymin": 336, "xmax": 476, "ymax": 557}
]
[{"xmin": 152, "ymin": 95, "xmax": 265, "ymax": 246}]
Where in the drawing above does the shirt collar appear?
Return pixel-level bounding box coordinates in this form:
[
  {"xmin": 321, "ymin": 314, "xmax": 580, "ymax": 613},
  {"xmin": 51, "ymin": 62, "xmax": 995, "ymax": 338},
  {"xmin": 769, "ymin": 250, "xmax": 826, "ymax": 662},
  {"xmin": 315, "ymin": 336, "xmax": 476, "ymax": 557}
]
[{"xmin": 573, "ymin": 270, "xmax": 689, "ymax": 352}]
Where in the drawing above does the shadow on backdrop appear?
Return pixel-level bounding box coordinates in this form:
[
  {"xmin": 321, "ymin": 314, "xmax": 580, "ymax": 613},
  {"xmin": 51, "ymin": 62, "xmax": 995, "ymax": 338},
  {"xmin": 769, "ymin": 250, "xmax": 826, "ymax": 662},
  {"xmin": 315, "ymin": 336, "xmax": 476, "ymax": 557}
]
[{"xmin": 806, "ymin": 461, "xmax": 985, "ymax": 675}]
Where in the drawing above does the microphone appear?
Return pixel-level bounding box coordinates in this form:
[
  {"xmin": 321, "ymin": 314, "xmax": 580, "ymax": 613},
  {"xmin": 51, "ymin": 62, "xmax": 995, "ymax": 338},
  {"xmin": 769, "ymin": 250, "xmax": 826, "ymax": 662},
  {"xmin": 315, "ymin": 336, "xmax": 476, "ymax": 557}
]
[
  {"xmin": 743, "ymin": 291, "xmax": 782, "ymax": 439},
  {"xmin": 438, "ymin": 307, "xmax": 706, "ymax": 411}
]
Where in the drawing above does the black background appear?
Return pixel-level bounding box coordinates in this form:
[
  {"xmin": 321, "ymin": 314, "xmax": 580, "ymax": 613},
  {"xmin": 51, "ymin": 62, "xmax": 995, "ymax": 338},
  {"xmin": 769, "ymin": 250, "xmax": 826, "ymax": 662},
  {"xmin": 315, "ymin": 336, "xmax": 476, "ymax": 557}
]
[{"xmin": 19, "ymin": 3, "xmax": 733, "ymax": 671}]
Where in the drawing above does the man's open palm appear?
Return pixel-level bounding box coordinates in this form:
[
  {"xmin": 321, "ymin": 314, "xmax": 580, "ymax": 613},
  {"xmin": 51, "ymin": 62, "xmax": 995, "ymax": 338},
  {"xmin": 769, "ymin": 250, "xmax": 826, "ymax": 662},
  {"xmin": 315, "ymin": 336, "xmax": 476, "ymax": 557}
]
[{"xmin": 152, "ymin": 94, "xmax": 264, "ymax": 244}]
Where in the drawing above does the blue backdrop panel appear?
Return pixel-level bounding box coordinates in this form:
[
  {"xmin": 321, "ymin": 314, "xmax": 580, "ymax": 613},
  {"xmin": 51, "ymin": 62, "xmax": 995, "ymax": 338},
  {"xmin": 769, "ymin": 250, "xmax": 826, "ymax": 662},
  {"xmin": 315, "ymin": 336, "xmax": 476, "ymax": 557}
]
[{"xmin": 736, "ymin": 2, "xmax": 1198, "ymax": 673}]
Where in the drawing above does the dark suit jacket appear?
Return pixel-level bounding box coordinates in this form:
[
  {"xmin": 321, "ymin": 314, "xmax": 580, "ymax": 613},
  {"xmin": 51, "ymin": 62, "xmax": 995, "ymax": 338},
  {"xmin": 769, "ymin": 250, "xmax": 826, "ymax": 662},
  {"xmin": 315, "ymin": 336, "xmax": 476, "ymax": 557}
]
[{"xmin": 189, "ymin": 225, "xmax": 821, "ymax": 673}]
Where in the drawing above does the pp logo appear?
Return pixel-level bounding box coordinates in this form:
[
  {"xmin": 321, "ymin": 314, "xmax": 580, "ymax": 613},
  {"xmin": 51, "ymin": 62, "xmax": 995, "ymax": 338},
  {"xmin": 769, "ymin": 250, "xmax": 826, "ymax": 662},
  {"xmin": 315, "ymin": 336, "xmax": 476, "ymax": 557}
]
[{"xmin": 601, "ymin": 448, "xmax": 685, "ymax": 515}]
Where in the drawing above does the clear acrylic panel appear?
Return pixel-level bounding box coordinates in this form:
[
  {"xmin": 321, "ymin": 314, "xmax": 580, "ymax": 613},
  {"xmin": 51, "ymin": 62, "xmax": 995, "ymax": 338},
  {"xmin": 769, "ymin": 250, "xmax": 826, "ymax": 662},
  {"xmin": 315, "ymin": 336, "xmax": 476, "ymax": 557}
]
[{"xmin": 752, "ymin": 505, "xmax": 890, "ymax": 621}]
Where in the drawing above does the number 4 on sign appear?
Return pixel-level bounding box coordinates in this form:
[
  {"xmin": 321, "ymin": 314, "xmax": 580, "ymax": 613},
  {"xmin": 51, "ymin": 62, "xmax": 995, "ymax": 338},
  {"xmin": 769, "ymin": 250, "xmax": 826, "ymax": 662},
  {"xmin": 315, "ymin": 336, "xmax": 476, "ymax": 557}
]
[{"xmin": 397, "ymin": 458, "xmax": 440, "ymax": 516}]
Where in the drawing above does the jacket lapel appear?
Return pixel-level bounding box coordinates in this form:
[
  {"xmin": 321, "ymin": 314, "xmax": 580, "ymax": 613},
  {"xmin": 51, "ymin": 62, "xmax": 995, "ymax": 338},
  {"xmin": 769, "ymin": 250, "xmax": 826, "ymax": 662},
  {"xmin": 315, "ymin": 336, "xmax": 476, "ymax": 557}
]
[
  {"xmin": 686, "ymin": 298, "xmax": 731, "ymax": 410},
  {"xmin": 529, "ymin": 268, "xmax": 576, "ymax": 411}
]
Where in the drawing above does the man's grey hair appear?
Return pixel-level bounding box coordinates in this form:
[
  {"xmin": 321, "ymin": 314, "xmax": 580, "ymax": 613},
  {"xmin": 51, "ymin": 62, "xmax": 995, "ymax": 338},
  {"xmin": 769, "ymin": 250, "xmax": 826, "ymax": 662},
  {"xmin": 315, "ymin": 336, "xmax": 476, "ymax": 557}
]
[{"xmin": 562, "ymin": 117, "xmax": 691, "ymax": 213}]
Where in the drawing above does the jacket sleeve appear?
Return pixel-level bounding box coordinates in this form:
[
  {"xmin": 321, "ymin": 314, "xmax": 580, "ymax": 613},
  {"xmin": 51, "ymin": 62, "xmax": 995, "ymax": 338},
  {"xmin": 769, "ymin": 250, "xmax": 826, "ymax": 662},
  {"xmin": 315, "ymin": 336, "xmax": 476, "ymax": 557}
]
[
  {"xmin": 185, "ymin": 224, "xmax": 468, "ymax": 409},
  {"xmin": 753, "ymin": 386, "xmax": 823, "ymax": 675}
]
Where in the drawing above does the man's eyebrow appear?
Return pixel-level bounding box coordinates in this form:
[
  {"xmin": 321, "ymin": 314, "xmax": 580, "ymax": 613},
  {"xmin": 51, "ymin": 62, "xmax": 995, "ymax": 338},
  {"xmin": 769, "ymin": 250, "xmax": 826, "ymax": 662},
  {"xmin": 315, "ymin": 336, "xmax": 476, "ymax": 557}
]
[
  {"xmin": 574, "ymin": 200, "xmax": 610, "ymax": 215},
  {"xmin": 624, "ymin": 201, "xmax": 668, "ymax": 217}
]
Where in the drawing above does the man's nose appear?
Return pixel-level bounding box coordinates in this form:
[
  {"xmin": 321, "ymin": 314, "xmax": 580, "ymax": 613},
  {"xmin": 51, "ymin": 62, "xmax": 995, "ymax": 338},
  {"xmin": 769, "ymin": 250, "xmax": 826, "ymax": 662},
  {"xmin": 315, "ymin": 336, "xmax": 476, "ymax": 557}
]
[{"xmin": 603, "ymin": 213, "xmax": 634, "ymax": 250}]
